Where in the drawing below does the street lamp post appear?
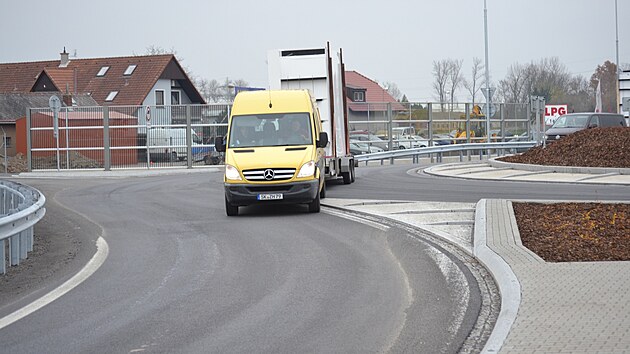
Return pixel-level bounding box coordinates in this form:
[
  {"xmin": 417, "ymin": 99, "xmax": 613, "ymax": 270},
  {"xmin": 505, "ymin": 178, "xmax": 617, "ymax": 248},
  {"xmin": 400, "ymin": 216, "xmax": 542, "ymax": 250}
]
[
  {"xmin": 615, "ymin": 0, "xmax": 621, "ymax": 113},
  {"xmin": 484, "ymin": 0, "xmax": 491, "ymax": 137}
]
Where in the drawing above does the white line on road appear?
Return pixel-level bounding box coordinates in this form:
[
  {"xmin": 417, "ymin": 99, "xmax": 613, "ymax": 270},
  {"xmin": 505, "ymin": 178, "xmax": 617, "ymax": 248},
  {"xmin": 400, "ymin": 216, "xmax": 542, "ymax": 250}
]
[{"xmin": 0, "ymin": 236, "xmax": 109, "ymax": 330}]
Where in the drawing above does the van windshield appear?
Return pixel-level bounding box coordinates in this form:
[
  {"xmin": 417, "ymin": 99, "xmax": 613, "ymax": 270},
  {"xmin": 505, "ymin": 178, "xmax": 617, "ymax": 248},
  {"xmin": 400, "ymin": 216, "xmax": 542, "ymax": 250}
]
[
  {"xmin": 552, "ymin": 114, "xmax": 589, "ymax": 128},
  {"xmin": 228, "ymin": 113, "xmax": 312, "ymax": 148}
]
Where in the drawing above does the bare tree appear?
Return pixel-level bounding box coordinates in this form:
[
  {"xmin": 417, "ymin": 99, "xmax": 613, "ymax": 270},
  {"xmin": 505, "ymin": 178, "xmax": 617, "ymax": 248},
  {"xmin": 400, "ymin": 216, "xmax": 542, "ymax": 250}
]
[
  {"xmin": 497, "ymin": 63, "xmax": 529, "ymax": 103},
  {"xmin": 432, "ymin": 60, "xmax": 450, "ymax": 111},
  {"xmin": 381, "ymin": 81, "xmax": 402, "ymax": 101},
  {"xmin": 446, "ymin": 59, "xmax": 464, "ymax": 111},
  {"xmin": 590, "ymin": 60, "xmax": 618, "ymax": 112},
  {"xmin": 462, "ymin": 57, "xmax": 484, "ymax": 105}
]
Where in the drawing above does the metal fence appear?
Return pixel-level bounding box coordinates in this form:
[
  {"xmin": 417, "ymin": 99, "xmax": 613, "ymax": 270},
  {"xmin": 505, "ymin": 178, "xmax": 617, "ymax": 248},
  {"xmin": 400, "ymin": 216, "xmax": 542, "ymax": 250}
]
[
  {"xmin": 27, "ymin": 104, "xmax": 231, "ymax": 171},
  {"xmin": 27, "ymin": 101, "xmax": 535, "ymax": 171},
  {"xmin": 0, "ymin": 180, "xmax": 46, "ymax": 274},
  {"xmin": 347, "ymin": 101, "xmax": 534, "ymax": 153}
]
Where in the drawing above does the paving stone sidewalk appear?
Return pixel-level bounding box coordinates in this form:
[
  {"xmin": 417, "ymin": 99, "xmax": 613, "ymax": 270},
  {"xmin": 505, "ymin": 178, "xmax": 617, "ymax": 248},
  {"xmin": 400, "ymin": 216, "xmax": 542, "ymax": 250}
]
[{"xmin": 323, "ymin": 198, "xmax": 630, "ymax": 354}]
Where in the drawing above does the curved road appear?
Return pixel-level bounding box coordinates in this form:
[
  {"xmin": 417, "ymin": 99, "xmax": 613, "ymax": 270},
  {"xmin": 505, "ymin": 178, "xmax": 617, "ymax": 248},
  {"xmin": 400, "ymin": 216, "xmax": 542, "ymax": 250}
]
[
  {"xmin": 1, "ymin": 169, "xmax": 483, "ymax": 353},
  {"xmin": 2, "ymin": 164, "xmax": 627, "ymax": 353}
]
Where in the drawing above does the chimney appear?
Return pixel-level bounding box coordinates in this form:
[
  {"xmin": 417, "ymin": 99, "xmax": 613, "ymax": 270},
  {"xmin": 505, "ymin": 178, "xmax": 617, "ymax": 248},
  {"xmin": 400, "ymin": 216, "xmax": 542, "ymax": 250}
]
[
  {"xmin": 63, "ymin": 84, "xmax": 73, "ymax": 106},
  {"xmin": 60, "ymin": 47, "xmax": 70, "ymax": 68}
]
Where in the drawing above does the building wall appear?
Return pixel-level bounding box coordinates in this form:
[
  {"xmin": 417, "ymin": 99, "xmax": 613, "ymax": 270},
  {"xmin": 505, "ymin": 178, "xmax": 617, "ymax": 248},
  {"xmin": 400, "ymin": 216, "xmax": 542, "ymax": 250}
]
[{"xmin": 0, "ymin": 123, "xmax": 17, "ymax": 156}]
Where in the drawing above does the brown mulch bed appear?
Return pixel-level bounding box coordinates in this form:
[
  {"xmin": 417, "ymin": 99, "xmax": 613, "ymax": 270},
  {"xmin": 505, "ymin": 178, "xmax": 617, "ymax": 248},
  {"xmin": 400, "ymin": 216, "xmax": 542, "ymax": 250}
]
[
  {"xmin": 499, "ymin": 127, "xmax": 630, "ymax": 168},
  {"xmin": 502, "ymin": 128, "xmax": 630, "ymax": 262},
  {"xmin": 513, "ymin": 203, "xmax": 630, "ymax": 262}
]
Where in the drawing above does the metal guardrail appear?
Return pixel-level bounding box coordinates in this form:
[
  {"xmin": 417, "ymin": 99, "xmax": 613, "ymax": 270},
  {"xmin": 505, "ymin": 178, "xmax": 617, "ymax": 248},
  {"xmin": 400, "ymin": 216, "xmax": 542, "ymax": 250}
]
[
  {"xmin": 0, "ymin": 181, "xmax": 46, "ymax": 274},
  {"xmin": 354, "ymin": 141, "xmax": 538, "ymax": 164}
]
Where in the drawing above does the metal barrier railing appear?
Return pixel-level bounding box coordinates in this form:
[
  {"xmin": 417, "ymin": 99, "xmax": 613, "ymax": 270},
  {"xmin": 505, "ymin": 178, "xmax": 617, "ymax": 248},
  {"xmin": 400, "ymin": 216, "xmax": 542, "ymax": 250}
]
[
  {"xmin": 0, "ymin": 181, "xmax": 46, "ymax": 274},
  {"xmin": 27, "ymin": 104, "xmax": 230, "ymax": 171},
  {"xmin": 354, "ymin": 141, "xmax": 537, "ymax": 164}
]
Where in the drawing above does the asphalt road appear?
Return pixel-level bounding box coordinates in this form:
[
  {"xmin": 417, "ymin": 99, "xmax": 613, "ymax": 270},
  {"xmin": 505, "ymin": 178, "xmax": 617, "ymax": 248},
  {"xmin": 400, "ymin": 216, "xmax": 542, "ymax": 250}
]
[
  {"xmin": 328, "ymin": 163, "xmax": 630, "ymax": 203},
  {"xmin": 0, "ymin": 169, "xmax": 485, "ymax": 353}
]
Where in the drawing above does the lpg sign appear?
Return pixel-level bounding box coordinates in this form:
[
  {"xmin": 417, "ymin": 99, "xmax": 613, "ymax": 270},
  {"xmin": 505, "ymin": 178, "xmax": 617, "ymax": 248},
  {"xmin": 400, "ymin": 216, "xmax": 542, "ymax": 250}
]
[{"xmin": 544, "ymin": 105, "xmax": 567, "ymax": 126}]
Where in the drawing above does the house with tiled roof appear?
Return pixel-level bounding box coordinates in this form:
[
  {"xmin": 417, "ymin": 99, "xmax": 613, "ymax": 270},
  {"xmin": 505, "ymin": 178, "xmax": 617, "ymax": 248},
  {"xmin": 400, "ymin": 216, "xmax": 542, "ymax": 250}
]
[
  {"xmin": 344, "ymin": 71, "xmax": 405, "ymax": 124},
  {"xmin": 0, "ymin": 49, "xmax": 204, "ymax": 107},
  {"xmin": 0, "ymin": 49, "xmax": 206, "ymax": 157},
  {"xmin": 0, "ymin": 92, "xmax": 97, "ymax": 156}
]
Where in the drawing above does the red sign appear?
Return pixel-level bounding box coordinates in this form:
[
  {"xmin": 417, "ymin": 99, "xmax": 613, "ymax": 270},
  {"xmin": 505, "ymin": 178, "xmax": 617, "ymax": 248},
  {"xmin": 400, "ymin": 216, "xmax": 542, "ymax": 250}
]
[{"xmin": 544, "ymin": 105, "xmax": 567, "ymax": 126}]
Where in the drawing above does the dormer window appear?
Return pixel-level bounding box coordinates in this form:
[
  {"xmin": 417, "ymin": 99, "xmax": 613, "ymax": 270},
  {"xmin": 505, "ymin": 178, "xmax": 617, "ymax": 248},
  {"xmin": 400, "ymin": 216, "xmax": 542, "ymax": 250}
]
[
  {"xmin": 96, "ymin": 66, "xmax": 109, "ymax": 77},
  {"xmin": 105, "ymin": 91, "xmax": 118, "ymax": 101},
  {"xmin": 353, "ymin": 91, "xmax": 365, "ymax": 102},
  {"xmin": 123, "ymin": 65, "xmax": 137, "ymax": 76}
]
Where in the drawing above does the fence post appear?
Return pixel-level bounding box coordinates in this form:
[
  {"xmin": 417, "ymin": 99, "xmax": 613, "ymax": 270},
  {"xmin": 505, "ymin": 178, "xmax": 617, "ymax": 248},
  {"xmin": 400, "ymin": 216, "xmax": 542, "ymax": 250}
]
[
  {"xmin": 186, "ymin": 105, "xmax": 193, "ymax": 169},
  {"xmin": 26, "ymin": 109, "xmax": 32, "ymax": 172},
  {"xmin": 387, "ymin": 103, "xmax": 393, "ymax": 165},
  {"xmin": 428, "ymin": 103, "xmax": 434, "ymax": 163},
  {"xmin": 103, "ymin": 106, "xmax": 111, "ymax": 171}
]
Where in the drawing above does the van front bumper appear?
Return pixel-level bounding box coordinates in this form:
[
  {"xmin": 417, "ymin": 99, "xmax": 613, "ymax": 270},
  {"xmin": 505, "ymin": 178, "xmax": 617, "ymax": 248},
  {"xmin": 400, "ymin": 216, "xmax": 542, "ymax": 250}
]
[{"xmin": 225, "ymin": 179, "xmax": 319, "ymax": 206}]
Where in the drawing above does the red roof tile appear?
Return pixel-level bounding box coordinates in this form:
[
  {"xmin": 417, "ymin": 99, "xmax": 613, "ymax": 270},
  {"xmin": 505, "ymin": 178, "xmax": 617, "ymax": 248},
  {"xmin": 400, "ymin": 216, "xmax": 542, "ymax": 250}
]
[
  {"xmin": 344, "ymin": 71, "xmax": 405, "ymax": 112},
  {"xmin": 0, "ymin": 54, "xmax": 204, "ymax": 105}
]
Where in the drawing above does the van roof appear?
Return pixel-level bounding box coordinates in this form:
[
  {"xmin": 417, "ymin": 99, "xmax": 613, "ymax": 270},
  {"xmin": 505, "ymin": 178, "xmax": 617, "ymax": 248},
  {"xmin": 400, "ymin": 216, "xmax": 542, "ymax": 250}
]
[{"xmin": 232, "ymin": 90, "xmax": 313, "ymax": 115}]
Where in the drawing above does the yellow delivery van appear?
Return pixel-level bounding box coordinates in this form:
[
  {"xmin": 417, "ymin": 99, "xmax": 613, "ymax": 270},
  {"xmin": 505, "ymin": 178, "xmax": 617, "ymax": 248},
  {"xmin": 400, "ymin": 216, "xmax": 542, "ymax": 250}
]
[{"xmin": 215, "ymin": 90, "xmax": 329, "ymax": 216}]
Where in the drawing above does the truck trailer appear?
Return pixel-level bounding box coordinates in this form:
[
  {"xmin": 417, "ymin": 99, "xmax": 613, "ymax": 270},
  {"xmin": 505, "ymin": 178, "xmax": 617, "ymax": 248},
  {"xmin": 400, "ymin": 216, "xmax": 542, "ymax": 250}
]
[{"xmin": 267, "ymin": 43, "xmax": 356, "ymax": 184}]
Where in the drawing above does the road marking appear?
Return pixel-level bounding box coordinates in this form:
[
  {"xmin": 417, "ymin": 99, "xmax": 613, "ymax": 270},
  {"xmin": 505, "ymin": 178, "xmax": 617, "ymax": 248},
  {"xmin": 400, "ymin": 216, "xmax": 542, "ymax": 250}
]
[
  {"xmin": 323, "ymin": 208, "xmax": 390, "ymax": 231},
  {"xmin": 0, "ymin": 237, "xmax": 109, "ymax": 330}
]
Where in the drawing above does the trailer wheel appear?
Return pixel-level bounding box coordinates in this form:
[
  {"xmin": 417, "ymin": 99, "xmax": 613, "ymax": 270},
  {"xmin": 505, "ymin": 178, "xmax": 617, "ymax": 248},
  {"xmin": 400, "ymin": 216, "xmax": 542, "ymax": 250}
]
[
  {"xmin": 320, "ymin": 180, "xmax": 326, "ymax": 199},
  {"xmin": 308, "ymin": 190, "xmax": 321, "ymax": 213},
  {"xmin": 342, "ymin": 170, "xmax": 351, "ymax": 185},
  {"xmin": 225, "ymin": 197, "xmax": 238, "ymax": 216},
  {"xmin": 350, "ymin": 162, "xmax": 356, "ymax": 183}
]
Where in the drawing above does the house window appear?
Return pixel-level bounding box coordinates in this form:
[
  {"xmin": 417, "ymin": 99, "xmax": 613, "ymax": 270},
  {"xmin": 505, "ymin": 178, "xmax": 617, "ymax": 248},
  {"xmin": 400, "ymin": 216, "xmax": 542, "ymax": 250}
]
[
  {"xmin": 171, "ymin": 91, "xmax": 181, "ymax": 105},
  {"xmin": 155, "ymin": 90, "xmax": 165, "ymax": 106},
  {"xmin": 105, "ymin": 91, "xmax": 118, "ymax": 101},
  {"xmin": 354, "ymin": 91, "xmax": 365, "ymax": 102},
  {"xmin": 124, "ymin": 65, "xmax": 137, "ymax": 76},
  {"xmin": 4, "ymin": 137, "xmax": 12, "ymax": 148},
  {"xmin": 96, "ymin": 66, "xmax": 109, "ymax": 77}
]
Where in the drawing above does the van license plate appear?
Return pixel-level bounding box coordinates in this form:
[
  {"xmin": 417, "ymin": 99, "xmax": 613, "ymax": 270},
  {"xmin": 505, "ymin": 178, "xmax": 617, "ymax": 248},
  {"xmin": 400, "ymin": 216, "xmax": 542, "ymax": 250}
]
[{"xmin": 258, "ymin": 193, "xmax": 283, "ymax": 201}]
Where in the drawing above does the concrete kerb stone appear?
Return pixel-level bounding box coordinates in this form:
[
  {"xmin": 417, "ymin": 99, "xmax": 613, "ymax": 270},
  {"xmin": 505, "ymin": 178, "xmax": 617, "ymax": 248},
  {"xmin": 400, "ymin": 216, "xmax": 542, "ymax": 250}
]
[
  {"xmin": 488, "ymin": 157, "xmax": 630, "ymax": 175},
  {"xmin": 473, "ymin": 199, "xmax": 521, "ymax": 354}
]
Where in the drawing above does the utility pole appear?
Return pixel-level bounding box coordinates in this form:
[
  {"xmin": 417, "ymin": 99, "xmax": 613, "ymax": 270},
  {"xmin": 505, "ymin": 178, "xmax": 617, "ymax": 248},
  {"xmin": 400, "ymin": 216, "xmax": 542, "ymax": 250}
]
[
  {"xmin": 615, "ymin": 0, "xmax": 620, "ymax": 113},
  {"xmin": 484, "ymin": 0, "xmax": 491, "ymax": 136}
]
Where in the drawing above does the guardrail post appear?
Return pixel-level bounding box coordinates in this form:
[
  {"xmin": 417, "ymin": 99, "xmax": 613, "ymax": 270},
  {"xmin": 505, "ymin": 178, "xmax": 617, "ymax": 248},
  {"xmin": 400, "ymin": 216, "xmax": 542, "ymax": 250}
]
[
  {"xmin": 10, "ymin": 234, "xmax": 19, "ymax": 266},
  {"xmin": 103, "ymin": 106, "xmax": 111, "ymax": 171},
  {"xmin": 27, "ymin": 227, "xmax": 33, "ymax": 252},
  {"xmin": 186, "ymin": 105, "xmax": 193, "ymax": 169},
  {"xmin": 1, "ymin": 239, "xmax": 5, "ymax": 274},
  {"xmin": 20, "ymin": 230, "xmax": 27, "ymax": 260}
]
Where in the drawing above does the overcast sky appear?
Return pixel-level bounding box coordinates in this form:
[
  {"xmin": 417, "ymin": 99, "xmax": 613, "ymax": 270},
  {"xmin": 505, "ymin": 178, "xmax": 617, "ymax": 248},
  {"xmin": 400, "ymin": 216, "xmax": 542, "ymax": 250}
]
[{"xmin": 1, "ymin": 0, "xmax": 628, "ymax": 101}]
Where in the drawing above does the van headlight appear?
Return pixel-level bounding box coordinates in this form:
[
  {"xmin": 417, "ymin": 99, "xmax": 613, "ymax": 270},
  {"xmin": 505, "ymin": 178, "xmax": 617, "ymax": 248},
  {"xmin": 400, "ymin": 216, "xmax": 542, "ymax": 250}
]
[
  {"xmin": 297, "ymin": 161, "xmax": 316, "ymax": 178},
  {"xmin": 225, "ymin": 164, "xmax": 242, "ymax": 181}
]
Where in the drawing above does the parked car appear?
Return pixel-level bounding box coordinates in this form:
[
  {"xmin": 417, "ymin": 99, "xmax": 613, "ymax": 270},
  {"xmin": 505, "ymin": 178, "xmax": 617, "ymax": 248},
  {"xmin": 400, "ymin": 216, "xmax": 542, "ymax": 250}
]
[
  {"xmin": 349, "ymin": 140, "xmax": 383, "ymax": 155},
  {"xmin": 392, "ymin": 135, "xmax": 422, "ymax": 149},
  {"xmin": 431, "ymin": 134, "xmax": 453, "ymax": 145},
  {"xmin": 544, "ymin": 112, "xmax": 627, "ymax": 143},
  {"xmin": 349, "ymin": 131, "xmax": 389, "ymax": 150}
]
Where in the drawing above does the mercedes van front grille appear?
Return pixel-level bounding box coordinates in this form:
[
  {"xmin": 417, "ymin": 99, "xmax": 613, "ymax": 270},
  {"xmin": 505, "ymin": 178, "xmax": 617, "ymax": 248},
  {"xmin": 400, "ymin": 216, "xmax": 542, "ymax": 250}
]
[{"xmin": 242, "ymin": 168, "xmax": 296, "ymax": 181}]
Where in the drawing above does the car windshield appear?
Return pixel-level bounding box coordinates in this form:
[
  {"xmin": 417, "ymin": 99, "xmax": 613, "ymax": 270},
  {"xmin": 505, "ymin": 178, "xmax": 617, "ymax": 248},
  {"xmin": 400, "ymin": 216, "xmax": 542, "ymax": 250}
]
[
  {"xmin": 552, "ymin": 114, "xmax": 589, "ymax": 128},
  {"xmin": 228, "ymin": 113, "xmax": 312, "ymax": 148}
]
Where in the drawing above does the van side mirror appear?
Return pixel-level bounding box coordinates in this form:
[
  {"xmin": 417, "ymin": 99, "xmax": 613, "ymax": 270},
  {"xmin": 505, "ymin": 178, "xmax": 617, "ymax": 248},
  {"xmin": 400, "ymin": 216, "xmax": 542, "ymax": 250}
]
[
  {"xmin": 214, "ymin": 136, "xmax": 226, "ymax": 152},
  {"xmin": 317, "ymin": 132, "xmax": 328, "ymax": 148}
]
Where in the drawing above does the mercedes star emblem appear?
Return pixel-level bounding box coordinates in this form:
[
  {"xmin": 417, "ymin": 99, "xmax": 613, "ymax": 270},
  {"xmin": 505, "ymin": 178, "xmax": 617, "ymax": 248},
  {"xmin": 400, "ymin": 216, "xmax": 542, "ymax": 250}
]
[{"xmin": 263, "ymin": 169, "xmax": 275, "ymax": 180}]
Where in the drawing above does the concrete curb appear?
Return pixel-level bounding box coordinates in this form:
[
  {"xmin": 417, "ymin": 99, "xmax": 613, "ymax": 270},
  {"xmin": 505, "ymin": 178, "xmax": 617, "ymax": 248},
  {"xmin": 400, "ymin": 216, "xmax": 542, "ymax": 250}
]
[
  {"xmin": 473, "ymin": 199, "xmax": 521, "ymax": 354},
  {"xmin": 488, "ymin": 157, "xmax": 630, "ymax": 175}
]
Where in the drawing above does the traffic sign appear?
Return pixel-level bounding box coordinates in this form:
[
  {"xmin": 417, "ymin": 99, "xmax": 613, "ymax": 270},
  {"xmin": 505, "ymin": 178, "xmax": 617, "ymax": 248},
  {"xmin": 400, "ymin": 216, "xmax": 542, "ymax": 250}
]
[
  {"xmin": 482, "ymin": 87, "xmax": 495, "ymax": 101},
  {"xmin": 482, "ymin": 103, "xmax": 497, "ymax": 117},
  {"xmin": 146, "ymin": 106, "xmax": 151, "ymax": 128},
  {"xmin": 48, "ymin": 95, "xmax": 61, "ymax": 112},
  {"xmin": 49, "ymin": 95, "xmax": 61, "ymax": 138}
]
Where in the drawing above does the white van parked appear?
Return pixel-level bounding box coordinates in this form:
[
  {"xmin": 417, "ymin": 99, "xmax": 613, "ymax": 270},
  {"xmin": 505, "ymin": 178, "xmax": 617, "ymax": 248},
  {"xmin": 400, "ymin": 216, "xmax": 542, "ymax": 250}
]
[{"xmin": 147, "ymin": 128, "xmax": 204, "ymax": 161}]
